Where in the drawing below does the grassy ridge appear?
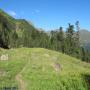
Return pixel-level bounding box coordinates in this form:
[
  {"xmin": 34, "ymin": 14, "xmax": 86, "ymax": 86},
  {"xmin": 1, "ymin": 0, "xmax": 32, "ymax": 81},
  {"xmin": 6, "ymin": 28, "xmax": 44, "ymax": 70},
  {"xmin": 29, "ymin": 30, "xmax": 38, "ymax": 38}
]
[{"xmin": 0, "ymin": 48, "xmax": 90, "ymax": 90}]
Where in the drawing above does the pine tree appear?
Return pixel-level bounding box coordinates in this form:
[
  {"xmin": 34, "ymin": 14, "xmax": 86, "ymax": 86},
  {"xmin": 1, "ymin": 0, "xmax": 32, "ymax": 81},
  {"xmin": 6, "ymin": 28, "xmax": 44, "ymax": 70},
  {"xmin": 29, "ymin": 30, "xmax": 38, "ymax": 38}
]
[
  {"xmin": 75, "ymin": 21, "xmax": 80, "ymax": 47},
  {"xmin": 66, "ymin": 23, "xmax": 75, "ymax": 54},
  {"xmin": 57, "ymin": 27, "xmax": 65, "ymax": 53},
  {"xmin": 81, "ymin": 47, "xmax": 86, "ymax": 61}
]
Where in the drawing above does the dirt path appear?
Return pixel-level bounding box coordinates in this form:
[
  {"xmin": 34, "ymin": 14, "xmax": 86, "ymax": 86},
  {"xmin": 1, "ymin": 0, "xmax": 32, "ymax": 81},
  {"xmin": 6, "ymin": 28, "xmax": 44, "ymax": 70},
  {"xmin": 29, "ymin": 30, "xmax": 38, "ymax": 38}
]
[
  {"xmin": 15, "ymin": 74, "xmax": 25, "ymax": 90},
  {"xmin": 15, "ymin": 61, "xmax": 29, "ymax": 90},
  {"xmin": 15, "ymin": 55, "xmax": 31, "ymax": 90}
]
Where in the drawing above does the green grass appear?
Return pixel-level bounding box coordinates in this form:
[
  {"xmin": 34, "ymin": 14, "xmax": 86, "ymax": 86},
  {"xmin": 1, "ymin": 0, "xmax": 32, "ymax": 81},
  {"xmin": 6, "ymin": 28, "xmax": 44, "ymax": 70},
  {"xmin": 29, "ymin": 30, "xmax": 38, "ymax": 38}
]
[{"xmin": 0, "ymin": 48, "xmax": 90, "ymax": 90}]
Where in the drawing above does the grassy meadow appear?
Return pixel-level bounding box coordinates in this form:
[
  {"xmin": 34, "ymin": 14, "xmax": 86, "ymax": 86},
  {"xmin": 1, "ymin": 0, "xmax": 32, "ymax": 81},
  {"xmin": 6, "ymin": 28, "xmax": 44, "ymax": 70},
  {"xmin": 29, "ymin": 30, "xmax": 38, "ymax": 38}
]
[{"xmin": 0, "ymin": 48, "xmax": 90, "ymax": 90}]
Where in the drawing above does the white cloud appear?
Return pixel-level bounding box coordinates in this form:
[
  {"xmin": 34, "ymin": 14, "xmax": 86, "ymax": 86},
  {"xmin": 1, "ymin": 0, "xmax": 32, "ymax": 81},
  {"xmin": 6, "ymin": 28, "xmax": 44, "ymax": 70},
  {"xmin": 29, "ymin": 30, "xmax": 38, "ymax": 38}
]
[
  {"xmin": 8, "ymin": 10, "xmax": 17, "ymax": 16},
  {"xmin": 31, "ymin": 9, "xmax": 40, "ymax": 14},
  {"xmin": 35, "ymin": 10, "xmax": 40, "ymax": 13}
]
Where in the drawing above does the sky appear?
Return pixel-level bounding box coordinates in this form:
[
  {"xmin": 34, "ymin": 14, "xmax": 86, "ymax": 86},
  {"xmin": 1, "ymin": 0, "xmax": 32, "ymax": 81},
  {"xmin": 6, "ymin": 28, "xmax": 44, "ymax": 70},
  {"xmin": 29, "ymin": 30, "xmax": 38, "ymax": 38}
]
[{"xmin": 0, "ymin": 0, "xmax": 90, "ymax": 31}]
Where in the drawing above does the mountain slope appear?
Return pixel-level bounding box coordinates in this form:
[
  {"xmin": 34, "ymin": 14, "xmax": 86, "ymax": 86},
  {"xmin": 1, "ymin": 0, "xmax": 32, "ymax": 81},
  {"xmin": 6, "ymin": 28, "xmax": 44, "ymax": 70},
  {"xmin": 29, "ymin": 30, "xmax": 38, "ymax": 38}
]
[
  {"xmin": 0, "ymin": 9, "xmax": 16, "ymax": 30},
  {"xmin": 0, "ymin": 9, "xmax": 41, "ymax": 48},
  {"xmin": 0, "ymin": 9, "xmax": 38, "ymax": 35},
  {"xmin": 0, "ymin": 48, "xmax": 90, "ymax": 90},
  {"xmin": 80, "ymin": 29, "xmax": 90, "ymax": 50}
]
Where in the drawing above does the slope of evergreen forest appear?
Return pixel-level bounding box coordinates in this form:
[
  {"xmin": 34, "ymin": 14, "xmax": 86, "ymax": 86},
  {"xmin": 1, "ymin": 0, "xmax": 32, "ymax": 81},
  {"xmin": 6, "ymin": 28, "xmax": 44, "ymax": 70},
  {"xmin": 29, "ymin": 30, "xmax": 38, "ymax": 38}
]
[{"xmin": 0, "ymin": 9, "xmax": 90, "ymax": 63}]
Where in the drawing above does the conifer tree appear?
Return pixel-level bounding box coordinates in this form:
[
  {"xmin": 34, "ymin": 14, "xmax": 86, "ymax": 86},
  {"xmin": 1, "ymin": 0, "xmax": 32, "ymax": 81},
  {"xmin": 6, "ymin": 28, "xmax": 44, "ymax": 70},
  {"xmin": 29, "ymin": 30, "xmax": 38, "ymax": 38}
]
[{"xmin": 66, "ymin": 24, "xmax": 74, "ymax": 54}]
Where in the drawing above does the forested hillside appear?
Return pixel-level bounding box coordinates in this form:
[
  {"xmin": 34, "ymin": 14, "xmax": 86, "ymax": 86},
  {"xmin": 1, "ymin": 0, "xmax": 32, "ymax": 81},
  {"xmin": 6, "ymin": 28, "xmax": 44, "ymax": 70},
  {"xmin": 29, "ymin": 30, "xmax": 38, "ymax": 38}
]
[{"xmin": 0, "ymin": 9, "xmax": 90, "ymax": 63}]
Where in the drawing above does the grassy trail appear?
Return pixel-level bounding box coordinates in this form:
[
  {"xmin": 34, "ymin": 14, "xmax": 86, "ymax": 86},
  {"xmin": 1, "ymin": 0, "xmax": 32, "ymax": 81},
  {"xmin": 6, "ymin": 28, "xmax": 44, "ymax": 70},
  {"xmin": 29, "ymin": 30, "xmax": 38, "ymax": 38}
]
[{"xmin": 15, "ymin": 56, "xmax": 29, "ymax": 90}]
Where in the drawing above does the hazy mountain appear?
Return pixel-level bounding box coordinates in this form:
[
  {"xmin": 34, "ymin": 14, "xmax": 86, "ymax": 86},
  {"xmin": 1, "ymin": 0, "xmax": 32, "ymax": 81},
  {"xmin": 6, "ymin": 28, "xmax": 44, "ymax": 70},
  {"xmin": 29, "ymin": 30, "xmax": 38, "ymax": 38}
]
[{"xmin": 80, "ymin": 29, "xmax": 90, "ymax": 50}]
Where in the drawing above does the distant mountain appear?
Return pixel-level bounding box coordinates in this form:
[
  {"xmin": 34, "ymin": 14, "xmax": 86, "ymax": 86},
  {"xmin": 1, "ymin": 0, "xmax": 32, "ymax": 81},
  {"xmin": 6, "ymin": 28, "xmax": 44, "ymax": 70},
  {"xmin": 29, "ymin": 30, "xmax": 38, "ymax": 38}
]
[{"xmin": 80, "ymin": 29, "xmax": 90, "ymax": 50}]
